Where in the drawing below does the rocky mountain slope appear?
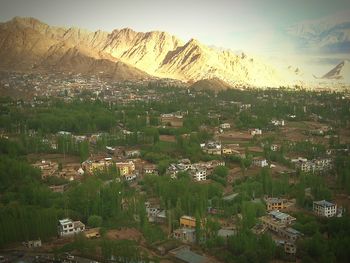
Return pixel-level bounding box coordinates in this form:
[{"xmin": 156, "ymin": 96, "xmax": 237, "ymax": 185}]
[{"xmin": 1, "ymin": 16, "xmax": 345, "ymax": 87}]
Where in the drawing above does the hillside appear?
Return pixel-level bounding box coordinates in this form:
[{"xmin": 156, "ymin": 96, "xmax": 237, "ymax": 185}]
[
  {"xmin": 0, "ymin": 16, "xmax": 336, "ymax": 87},
  {"xmin": 189, "ymin": 78, "xmax": 232, "ymax": 91}
]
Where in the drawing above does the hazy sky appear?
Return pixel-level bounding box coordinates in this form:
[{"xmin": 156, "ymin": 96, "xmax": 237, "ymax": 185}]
[{"xmin": 0, "ymin": 0, "xmax": 349, "ymax": 74}]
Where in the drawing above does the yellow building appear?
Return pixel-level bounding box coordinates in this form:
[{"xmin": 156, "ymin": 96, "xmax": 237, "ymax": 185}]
[
  {"xmin": 180, "ymin": 215, "xmax": 196, "ymax": 228},
  {"xmin": 265, "ymin": 197, "xmax": 287, "ymax": 211},
  {"xmin": 115, "ymin": 161, "xmax": 135, "ymax": 176}
]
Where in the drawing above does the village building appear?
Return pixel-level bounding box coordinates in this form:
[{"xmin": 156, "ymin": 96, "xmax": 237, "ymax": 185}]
[
  {"xmin": 271, "ymin": 119, "xmax": 285, "ymax": 126},
  {"xmin": 58, "ymin": 218, "xmax": 85, "ymax": 237},
  {"xmin": 264, "ymin": 197, "xmax": 287, "ymax": 211},
  {"xmin": 82, "ymin": 157, "xmax": 113, "ymax": 174},
  {"xmin": 252, "ymin": 157, "xmax": 268, "ymax": 167},
  {"xmin": 169, "ymin": 246, "xmax": 211, "ymax": 263},
  {"xmin": 32, "ymin": 160, "xmax": 58, "ymax": 179},
  {"xmin": 201, "ymin": 141, "xmax": 222, "ymax": 155},
  {"xmin": 160, "ymin": 112, "xmax": 184, "ymax": 127},
  {"xmin": 270, "ymin": 144, "xmax": 280, "ymax": 152},
  {"xmin": 180, "ymin": 215, "xmax": 196, "ymax": 229},
  {"xmin": 191, "ymin": 167, "xmax": 207, "ymax": 181},
  {"xmin": 250, "ymin": 128, "xmax": 262, "ymax": 136},
  {"xmin": 115, "ymin": 161, "xmax": 135, "ymax": 176},
  {"xmin": 219, "ymin": 123, "xmax": 231, "ymax": 129},
  {"xmin": 173, "ymin": 228, "xmax": 196, "ymax": 243},
  {"xmin": 313, "ymin": 200, "xmax": 337, "ymax": 217},
  {"xmin": 293, "ymin": 158, "xmax": 333, "ymax": 173},
  {"xmin": 284, "ymin": 241, "xmax": 297, "ymax": 255},
  {"xmin": 23, "ymin": 239, "xmax": 42, "ymax": 248},
  {"xmin": 124, "ymin": 149, "xmax": 141, "ymax": 158},
  {"xmin": 143, "ymin": 164, "xmax": 158, "ymax": 175}
]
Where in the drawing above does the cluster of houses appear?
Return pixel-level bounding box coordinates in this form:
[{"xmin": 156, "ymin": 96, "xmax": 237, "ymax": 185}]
[
  {"xmin": 254, "ymin": 200, "xmax": 302, "ymax": 257},
  {"xmin": 32, "ymin": 160, "xmax": 59, "ymax": 179},
  {"xmin": 200, "ymin": 141, "xmax": 222, "ymax": 155},
  {"xmin": 82, "ymin": 157, "xmax": 139, "ymax": 181},
  {"xmin": 160, "ymin": 112, "xmax": 185, "ymax": 127},
  {"xmin": 32, "ymin": 159, "xmax": 84, "ymax": 182},
  {"xmin": 291, "ymin": 157, "xmax": 333, "ymax": 173},
  {"xmin": 200, "ymin": 140, "xmax": 246, "ymax": 158},
  {"xmin": 254, "ymin": 196, "xmax": 340, "ymax": 256},
  {"xmin": 166, "ymin": 159, "xmax": 225, "ymax": 181}
]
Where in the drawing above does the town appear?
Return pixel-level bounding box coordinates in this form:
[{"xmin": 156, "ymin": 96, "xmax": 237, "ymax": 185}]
[{"xmin": 0, "ymin": 71, "xmax": 350, "ymax": 263}]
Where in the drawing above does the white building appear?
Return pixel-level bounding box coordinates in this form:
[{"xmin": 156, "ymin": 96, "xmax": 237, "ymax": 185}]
[
  {"xmin": 313, "ymin": 200, "xmax": 337, "ymax": 217},
  {"xmin": 192, "ymin": 168, "xmax": 207, "ymax": 181},
  {"xmin": 252, "ymin": 157, "xmax": 268, "ymax": 167},
  {"xmin": 58, "ymin": 218, "xmax": 85, "ymax": 237},
  {"xmin": 251, "ymin": 129, "xmax": 262, "ymax": 136},
  {"xmin": 220, "ymin": 123, "xmax": 231, "ymax": 129},
  {"xmin": 270, "ymin": 144, "xmax": 280, "ymax": 152},
  {"xmin": 271, "ymin": 119, "xmax": 285, "ymax": 126}
]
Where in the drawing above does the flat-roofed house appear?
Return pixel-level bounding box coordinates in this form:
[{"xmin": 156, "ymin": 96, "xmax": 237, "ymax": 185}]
[
  {"xmin": 180, "ymin": 215, "xmax": 196, "ymax": 228},
  {"xmin": 58, "ymin": 218, "xmax": 85, "ymax": 237},
  {"xmin": 313, "ymin": 200, "xmax": 337, "ymax": 217},
  {"xmin": 265, "ymin": 197, "xmax": 287, "ymax": 211}
]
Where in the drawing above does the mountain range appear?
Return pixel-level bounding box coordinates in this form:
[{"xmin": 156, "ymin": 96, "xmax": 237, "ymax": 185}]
[{"xmin": 0, "ymin": 17, "xmax": 349, "ymax": 88}]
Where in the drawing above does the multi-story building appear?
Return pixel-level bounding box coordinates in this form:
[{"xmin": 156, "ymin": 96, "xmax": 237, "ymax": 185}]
[
  {"xmin": 58, "ymin": 218, "xmax": 85, "ymax": 237},
  {"xmin": 192, "ymin": 168, "xmax": 207, "ymax": 181},
  {"xmin": 143, "ymin": 164, "xmax": 158, "ymax": 175},
  {"xmin": 82, "ymin": 157, "xmax": 113, "ymax": 174},
  {"xmin": 265, "ymin": 197, "xmax": 287, "ymax": 211},
  {"xmin": 115, "ymin": 161, "xmax": 135, "ymax": 176},
  {"xmin": 313, "ymin": 200, "xmax": 337, "ymax": 217}
]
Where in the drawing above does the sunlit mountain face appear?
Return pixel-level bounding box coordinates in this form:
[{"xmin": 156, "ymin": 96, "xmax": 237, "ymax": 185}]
[
  {"xmin": 0, "ymin": 0, "xmax": 349, "ymax": 88},
  {"xmin": 0, "ymin": 15, "xmax": 349, "ymax": 89}
]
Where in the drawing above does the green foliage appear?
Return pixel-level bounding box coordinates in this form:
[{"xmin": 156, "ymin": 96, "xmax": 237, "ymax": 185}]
[
  {"xmin": 143, "ymin": 175, "xmax": 222, "ymax": 217},
  {"xmin": 88, "ymin": 215, "xmax": 103, "ymax": 228},
  {"xmin": 227, "ymin": 231, "xmax": 276, "ymax": 263},
  {"xmin": 0, "ymin": 205, "xmax": 59, "ymax": 247}
]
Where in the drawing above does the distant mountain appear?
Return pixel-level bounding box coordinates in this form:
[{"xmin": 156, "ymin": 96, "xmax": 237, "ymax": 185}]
[
  {"xmin": 0, "ymin": 16, "xmax": 346, "ymax": 88},
  {"xmin": 0, "ymin": 17, "xmax": 149, "ymax": 80},
  {"xmin": 322, "ymin": 60, "xmax": 350, "ymax": 82},
  {"xmin": 287, "ymin": 11, "xmax": 350, "ymax": 54}
]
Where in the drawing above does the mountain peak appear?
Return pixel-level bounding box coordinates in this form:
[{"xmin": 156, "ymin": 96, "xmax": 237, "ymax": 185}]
[
  {"xmin": 9, "ymin": 16, "xmax": 48, "ymax": 28},
  {"xmin": 119, "ymin": 27, "xmax": 135, "ymax": 33},
  {"xmin": 322, "ymin": 60, "xmax": 350, "ymax": 82},
  {"xmin": 184, "ymin": 38, "xmax": 203, "ymax": 49}
]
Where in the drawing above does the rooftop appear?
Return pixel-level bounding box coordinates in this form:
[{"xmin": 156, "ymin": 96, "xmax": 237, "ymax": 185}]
[
  {"xmin": 59, "ymin": 218, "xmax": 72, "ymax": 225},
  {"xmin": 269, "ymin": 210, "xmax": 293, "ymax": 221},
  {"xmin": 181, "ymin": 215, "xmax": 196, "ymax": 221},
  {"xmin": 314, "ymin": 200, "xmax": 336, "ymax": 207},
  {"xmin": 169, "ymin": 246, "xmax": 210, "ymax": 263}
]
